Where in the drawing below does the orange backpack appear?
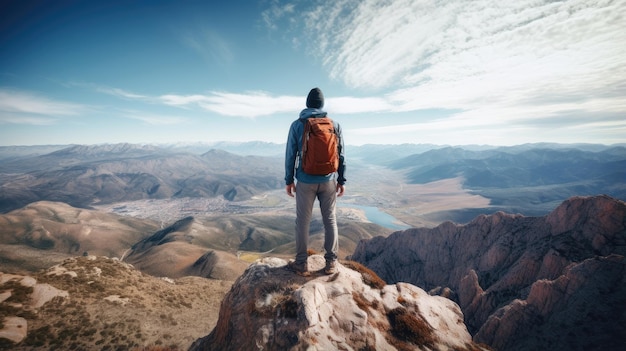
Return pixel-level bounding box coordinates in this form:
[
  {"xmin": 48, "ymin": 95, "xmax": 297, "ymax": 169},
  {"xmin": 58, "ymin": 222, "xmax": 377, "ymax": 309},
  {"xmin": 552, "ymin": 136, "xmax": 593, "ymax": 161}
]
[{"xmin": 301, "ymin": 117, "xmax": 339, "ymax": 175}]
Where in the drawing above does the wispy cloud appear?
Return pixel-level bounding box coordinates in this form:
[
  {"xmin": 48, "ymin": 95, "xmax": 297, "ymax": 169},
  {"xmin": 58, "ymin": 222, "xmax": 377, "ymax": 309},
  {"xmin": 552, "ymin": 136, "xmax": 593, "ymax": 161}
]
[
  {"xmin": 0, "ymin": 89, "xmax": 86, "ymax": 125},
  {"xmin": 200, "ymin": 91, "xmax": 299, "ymax": 117},
  {"xmin": 67, "ymin": 82, "xmax": 150, "ymax": 101},
  {"xmin": 96, "ymin": 87, "xmax": 149, "ymax": 100},
  {"xmin": 275, "ymin": 0, "xmax": 626, "ymax": 144},
  {"xmin": 0, "ymin": 89, "xmax": 85, "ymax": 116},
  {"xmin": 165, "ymin": 91, "xmax": 301, "ymax": 117},
  {"xmin": 90, "ymin": 86, "xmax": 304, "ymax": 118},
  {"xmin": 181, "ymin": 27, "xmax": 234, "ymax": 66},
  {"xmin": 160, "ymin": 94, "xmax": 211, "ymax": 107},
  {"xmin": 349, "ymin": 100, "xmax": 626, "ymax": 145},
  {"xmin": 159, "ymin": 92, "xmax": 392, "ymax": 117},
  {"xmin": 326, "ymin": 96, "xmax": 392, "ymax": 114},
  {"xmin": 86, "ymin": 85, "xmax": 390, "ymax": 117},
  {"xmin": 86, "ymin": 0, "xmax": 626, "ymax": 135},
  {"xmin": 261, "ymin": 1, "xmax": 296, "ymax": 31},
  {"xmin": 303, "ymin": 0, "xmax": 626, "ymax": 95},
  {"xmin": 123, "ymin": 110, "xmax": 187, "ymax": 125}
]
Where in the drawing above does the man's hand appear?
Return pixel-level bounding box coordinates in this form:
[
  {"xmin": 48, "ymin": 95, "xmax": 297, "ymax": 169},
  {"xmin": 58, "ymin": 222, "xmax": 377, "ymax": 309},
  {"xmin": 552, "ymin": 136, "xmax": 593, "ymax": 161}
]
[
  {"xmin": 336, "ymin": 184, "xmax": 345, "ymax": 197},
  {"xmin": 286, "ymin": 183, "xmax": 296, "ymax": 197}
]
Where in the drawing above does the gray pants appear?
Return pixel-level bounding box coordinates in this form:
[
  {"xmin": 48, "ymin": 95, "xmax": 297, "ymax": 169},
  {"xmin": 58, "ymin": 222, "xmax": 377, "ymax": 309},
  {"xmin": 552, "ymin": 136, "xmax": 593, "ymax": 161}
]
[{"xmin": 295, "ymin": 180, "xmax": 339, "ymax": 264}]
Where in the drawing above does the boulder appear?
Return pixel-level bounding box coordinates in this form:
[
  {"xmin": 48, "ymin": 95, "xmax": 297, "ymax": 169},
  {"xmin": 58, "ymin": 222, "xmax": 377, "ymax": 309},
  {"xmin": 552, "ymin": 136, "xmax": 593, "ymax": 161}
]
[{"xmin": 190, "ymin": 255, "xmax": 490, "ymax": 351}]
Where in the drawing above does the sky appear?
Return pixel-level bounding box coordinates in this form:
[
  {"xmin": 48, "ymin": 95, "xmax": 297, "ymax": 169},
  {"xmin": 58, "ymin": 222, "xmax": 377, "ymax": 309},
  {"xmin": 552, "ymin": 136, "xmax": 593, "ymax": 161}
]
[{"xmin": 1, "ymin": 0, "xmax": 625, "ymax": 147}]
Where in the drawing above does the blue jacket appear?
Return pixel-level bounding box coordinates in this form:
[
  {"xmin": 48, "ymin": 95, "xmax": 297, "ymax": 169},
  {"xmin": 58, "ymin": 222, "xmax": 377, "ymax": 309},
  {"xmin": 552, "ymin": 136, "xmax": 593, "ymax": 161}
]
[{"xmin": 285, "ymin": 108, "xmax": 346, "ymax": 185}]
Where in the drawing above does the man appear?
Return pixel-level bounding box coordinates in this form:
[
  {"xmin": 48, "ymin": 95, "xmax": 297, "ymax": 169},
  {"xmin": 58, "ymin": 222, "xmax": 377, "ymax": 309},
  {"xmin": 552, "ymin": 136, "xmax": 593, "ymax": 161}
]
[{"xmin": 284, "ymin": 87, "xmax": 346, "ymax": 276}]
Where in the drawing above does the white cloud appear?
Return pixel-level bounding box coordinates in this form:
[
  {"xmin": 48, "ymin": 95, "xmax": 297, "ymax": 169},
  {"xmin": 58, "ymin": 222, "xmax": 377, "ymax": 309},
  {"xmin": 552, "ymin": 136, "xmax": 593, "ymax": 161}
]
[
  {"xmin": 0, "ymin": 89, "xmax": 85, "ymax": 116},
  {"xmin": 326, "ymin": 96, "xmax": 392, "ymax": 114},
  {"xmin": 0, "ymin": 89, "xmax": 87, "ymax": 126},
  {"xmin": 91, "ymin": 87, "xmax": 303, "ymax": 118},
  {"xmin": 88, "ymin": 0, "xmax": 626, "ymax": 148},
  {"xmin": 197, "ymin": 91, "xmax": 301, "ymax": 117},
  {"xmin": 284, "ymin": 0, "xmax": 626, "ymax": 144},
  {"xmin": 160, "ymin": 92, "xmax": 391, "ymax": 117},
  {"xmin": 160, "ymin": 94, "xmax": 210, "ymax": 107},
  {"xmin": 96, "ymin": 87, "xmax": 148, "ymax": 100},
  {"xmin": 348, "ymin": 97, "xmax": 626, "ymax": 146},
  {"xmin": 306, "ymin": 0, "xmax": 626, "ymax": 94},
  {"xmin": 87, "ymin": 0, "xmax": 626, "ymax": 144},
  {"xmin": 124, "ymin": 111, "xmax": 187, "ymax": 125}
]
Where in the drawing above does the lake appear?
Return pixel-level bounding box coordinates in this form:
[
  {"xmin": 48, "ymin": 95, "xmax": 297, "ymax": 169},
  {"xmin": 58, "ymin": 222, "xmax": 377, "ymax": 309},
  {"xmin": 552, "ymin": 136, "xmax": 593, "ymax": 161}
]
[{"xmin": 341, "ymin": 204, "xmax": 411, "ymax": 231}]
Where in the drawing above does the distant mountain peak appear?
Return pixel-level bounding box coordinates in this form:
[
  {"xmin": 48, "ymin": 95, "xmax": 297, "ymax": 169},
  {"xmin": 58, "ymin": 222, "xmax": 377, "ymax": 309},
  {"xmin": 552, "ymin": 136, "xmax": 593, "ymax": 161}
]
[{"xmin": 49, "ymin": 143, "xmax": 162, "ymax": 157}]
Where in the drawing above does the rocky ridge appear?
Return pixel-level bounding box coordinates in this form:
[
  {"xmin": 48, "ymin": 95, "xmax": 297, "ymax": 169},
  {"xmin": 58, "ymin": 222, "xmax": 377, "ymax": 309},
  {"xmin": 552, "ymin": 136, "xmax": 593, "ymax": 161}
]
[
  {"xmin": 190, "ymin": 255, "xmax": 491, "ymax": 351},
  {"xmin": 350, "ymin": 195, "xmax": 626, "ymax": 350},
  {"xmin": 0, "ymin": 144, "xmax": 284, "ymax": 213},
  {"xmin": 0, "ymin": 256, "xmax": 231, "ymax": 350}
]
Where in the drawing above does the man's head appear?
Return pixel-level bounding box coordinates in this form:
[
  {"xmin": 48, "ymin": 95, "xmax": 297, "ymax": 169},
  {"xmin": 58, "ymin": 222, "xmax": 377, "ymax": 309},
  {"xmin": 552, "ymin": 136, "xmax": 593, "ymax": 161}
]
[{"xmin": 306, "ymin": 87, "xmax": 324, "ymax": 109}]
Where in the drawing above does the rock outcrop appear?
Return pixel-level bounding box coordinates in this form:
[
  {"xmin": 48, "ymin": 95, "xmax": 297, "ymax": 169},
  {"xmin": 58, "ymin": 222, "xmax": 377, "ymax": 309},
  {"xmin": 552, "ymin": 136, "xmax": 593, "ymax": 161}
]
[
  {"xmin": 350, "ymin": 195, "xmax": 626, "ymax": 350},
  {"xmin": 1, "ymin": 255, "xmax": 232, "ymax": 350},
  {"xmin": 0, "ymin": 273, "xmax": 69, "ymax": 344},
  {"xmin": 190, "ymin": 255, "xmax": 490, "ymax": 351}
]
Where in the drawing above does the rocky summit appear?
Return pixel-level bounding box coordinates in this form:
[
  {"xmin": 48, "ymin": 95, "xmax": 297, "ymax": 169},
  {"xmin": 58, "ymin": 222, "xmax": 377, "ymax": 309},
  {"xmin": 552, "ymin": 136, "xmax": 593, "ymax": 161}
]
[
  {"xmin": 350, "ymin": 195, "xmax": 626, "ymax": 351},
  {"xmin": 190, "ymin": 254, "xmax": 491, "ymax": 351},
  {"xmin": 0, "ymin": 256, "xmax": 231, "ymax": 350}
]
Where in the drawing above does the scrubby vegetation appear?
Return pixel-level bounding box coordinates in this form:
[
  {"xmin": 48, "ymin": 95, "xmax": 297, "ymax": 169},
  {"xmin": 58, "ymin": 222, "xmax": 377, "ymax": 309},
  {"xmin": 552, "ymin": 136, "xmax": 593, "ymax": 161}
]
[
  {"xmin": 387, "ymin": 307, "xmax": 436, "ymax": 348},
  {"xmin": 0, "ymin": 279, "xmax": 36, "ymax": 330},
  {"xmin": 0, "ymin": 256, "xmax": 231, "ymax": 350},
  {"xmin": 341, "ymin": 260, "xmax": 386, "ymax": 289}
]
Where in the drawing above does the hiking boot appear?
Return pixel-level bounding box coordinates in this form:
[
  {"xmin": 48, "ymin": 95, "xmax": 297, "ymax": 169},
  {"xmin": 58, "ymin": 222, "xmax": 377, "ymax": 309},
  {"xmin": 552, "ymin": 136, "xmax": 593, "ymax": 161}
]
[
  {"xmin": 287, "ymin": 260, "xmax": 310, "ymax": 277},
  {"xmin": 324, "ymin": 260, "xmax": 337, "ymax": 275}
]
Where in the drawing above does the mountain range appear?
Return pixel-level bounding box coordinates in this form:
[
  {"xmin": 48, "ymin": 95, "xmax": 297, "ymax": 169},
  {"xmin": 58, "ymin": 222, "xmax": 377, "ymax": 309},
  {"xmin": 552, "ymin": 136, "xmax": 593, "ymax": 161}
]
[
  {"xmin": 0, "ymin": 143, "xmax": 284, "ymax": 213},
  {"xmin": 1, "ymin": 141, "xmax": 625, "ymax": 350},
  {"xmin": 1, "ymin": 142, "xmax": 624, "ymax": 220},
  {"xmin": 391, "ymin": 146, "xmax": 626, "ymax": 217},
  {"xmin": 3, "ymin": 195, "xmax": 622, "ymax": 350},
  {"xmin": 350, "ymin": 195, "xmax": 626, "ymax": 351}
]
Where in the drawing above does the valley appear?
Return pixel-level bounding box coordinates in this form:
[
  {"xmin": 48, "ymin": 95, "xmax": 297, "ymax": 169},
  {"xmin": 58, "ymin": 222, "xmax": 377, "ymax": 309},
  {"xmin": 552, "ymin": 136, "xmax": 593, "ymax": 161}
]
[
  {"xmin": 1, "ymin": 141, "xmax": 625, "ymax": 350},
  {"xmin": 93, "ymin": 174, "xmax": 490, "ymax": 230},
  {"xmin": 1, "ymin": 141, "xmax": 623, "ymax": 276}
]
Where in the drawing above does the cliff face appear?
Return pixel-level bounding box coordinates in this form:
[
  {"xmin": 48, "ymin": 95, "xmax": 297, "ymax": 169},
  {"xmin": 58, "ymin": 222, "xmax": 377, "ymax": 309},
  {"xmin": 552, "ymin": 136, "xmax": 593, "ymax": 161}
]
[
  {"xmin": 190, "ymin": 255, "xmax": 491, "ymax": 351},
  {"xmin": 350, "ymin": 195, "xmax": 626, "ymax": 351}
]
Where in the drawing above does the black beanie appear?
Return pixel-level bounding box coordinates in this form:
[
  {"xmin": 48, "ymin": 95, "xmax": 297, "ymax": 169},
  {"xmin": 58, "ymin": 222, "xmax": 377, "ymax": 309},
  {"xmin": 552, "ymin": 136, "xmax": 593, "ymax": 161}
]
[{"xmin": 306, "ymin": 87, "xmax": 324, "ymax": 108}]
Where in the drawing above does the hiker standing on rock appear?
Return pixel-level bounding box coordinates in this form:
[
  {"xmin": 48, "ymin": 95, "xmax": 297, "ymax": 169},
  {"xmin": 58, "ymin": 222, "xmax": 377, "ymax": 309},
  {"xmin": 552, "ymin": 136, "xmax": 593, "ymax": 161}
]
[{"xmin": 284, "ymin": 87, "xmax": 346, "ymax": 276}]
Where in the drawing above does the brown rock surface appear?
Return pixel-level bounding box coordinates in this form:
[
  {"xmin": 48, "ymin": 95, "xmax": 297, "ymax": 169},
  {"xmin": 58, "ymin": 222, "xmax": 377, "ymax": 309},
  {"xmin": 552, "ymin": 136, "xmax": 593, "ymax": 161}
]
[
  {"xmin": 350, "ymin": 195, "xmax": 626, "ymax": 350},
  {"xmin": 190, "ymin": 255, "xmax": 491, "ymax": 351},
  {"xmin": 0, "ymin": 256, "xmax": 232, "ymax": 350}
]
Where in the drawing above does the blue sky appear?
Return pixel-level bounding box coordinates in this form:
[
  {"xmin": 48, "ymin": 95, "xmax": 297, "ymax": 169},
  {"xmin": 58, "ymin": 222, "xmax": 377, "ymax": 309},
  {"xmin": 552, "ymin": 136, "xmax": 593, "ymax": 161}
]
[{"xmin": 1, "ymin": 0, "xmax": 625, "ymax": 146}]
